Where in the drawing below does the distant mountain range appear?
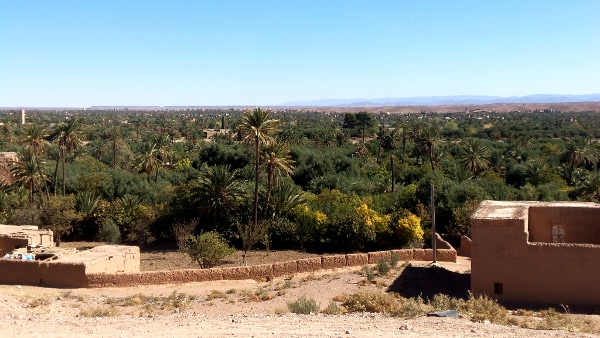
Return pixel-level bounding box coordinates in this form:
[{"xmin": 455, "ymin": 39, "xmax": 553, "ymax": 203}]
[{"xmin": 279, "ymin": 94, "xmax": 600, "ymax": 107}]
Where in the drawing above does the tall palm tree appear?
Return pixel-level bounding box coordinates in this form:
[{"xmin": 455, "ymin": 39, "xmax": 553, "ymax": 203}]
[
  {"xmin": 260, "ymin": 141, "xmax": 294, "ymax": 218},
  {"xmin": 107, "ymin": 127, "xmax": 123, "ymax": 169},
  {"xmin": 22, "ymin": 124, "xmax": 50, "ymax": 201},
  {"xmin": 133, "ymin": 142, "xmax": 162, "ymax": 183},
  {"xmin": 582, "ymin": 170, "xmax": 600, "ymax": 202},
  {"xmin": 560, "ymin": 137, "xmax": 598, "ymax": 186},
  {"xmin": 459, "ymin": 138, "xmax": 490, "ymax": 176},
  {"xmin": 151, "ymin": 134, "xmax": 171, "ymax": 182},
  {"xmin": 52, "ymin": 118, "xmax": 85, "ymax": 195},
  {"xmin": 262, "ymin": 181, "xmax": 306, "ymax": 218},
  {"xmin": 11, "ymin": 152, "xmax": 46, "ymax": 207},
  {"xmin": 238, "ymin": 108, "xmax": 280, "ymax": 228},
  {"xmin": 419, "ymin": 125, "xmax": 440, "ymax": 171},
  {"xmin": 194, "ymin": 165, "xmax": 245, "ymax": 221}
]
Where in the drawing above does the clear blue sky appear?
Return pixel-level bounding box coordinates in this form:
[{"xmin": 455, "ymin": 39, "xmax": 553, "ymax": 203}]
[{"xmin": 1, "ymin": 0, "xmax": 599, "ymax": 107}]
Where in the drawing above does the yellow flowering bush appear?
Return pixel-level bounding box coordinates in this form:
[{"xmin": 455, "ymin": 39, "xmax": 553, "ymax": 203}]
[{"xmin": 392, "ymin": 211, "xmax": 423, "ymax": 244}]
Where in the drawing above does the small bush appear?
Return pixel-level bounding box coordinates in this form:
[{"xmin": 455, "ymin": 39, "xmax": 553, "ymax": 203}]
[
  {"xmin": 376, "ymin": 258, "xmax": 391, "ymax": 276},
  {"xmin": 362, "ymin": 265, "xmax": 376, "ymax": 282},
  {"xmin": 533, "ymin": 307, "xmax": 595, "ymax": 333},
  {"xmin": 287, "ymin": 295, "xmax": 320, "ymax": 314},
  {"xmin": 79, "ymin": 306, "xmax": 120, "ymax": 317},
  {"xmin": 389, "ymin": 252, "xmax": 400, "ymax": 268},
  {"xmin": 397, "ymin": 296, "xmax": 426, "ymax": 318},
  {"xmin": 430, "ymin": 294, "xmax": 462, "ymax": 311},
  {"xmin": 322, "ymin": 301, "xmax": 342, "ymax": 315},
  {"xmin": 172, "ymin": 218, "xmax": 198, "ymax": 250},
  {"xmin": 98, "ymin": 219, "xmax": 121, "ymax": 244},
  {"xmin": 183, "ymin": 231, "xmax": 235, "ymax": 268},
  {"xmin": 463, "ymin": 293, "xmax": 507, "ymax": 324},
  {"xmin": 342, "ymin": 289, "xmax": 400, "ymax": 315}
]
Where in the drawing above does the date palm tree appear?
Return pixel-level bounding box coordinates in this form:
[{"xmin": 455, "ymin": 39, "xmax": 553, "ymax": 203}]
[
  {"xmin": 22, "ymin": 124, "xmax": 50, "ymax": 201},
  {"xmin": 194, "ymin": 165, "xmax": 245, "ymax": 221},
  {"xmin": 419, "ymin": 125, "xmax": 440, "ymax": 171},
  {"xmin": 238, "ymin": 108, "xmax": 279, "ymax": 228},
  {"xmin": 52, "ymin": 118, "xmax": 85, "ymax": 195},
  {"xmin": 133, "ymin": 142, "xmax": 162, "ymax": 183},
  {"xmin": 459, "ymin": 138, "xmax": 490, "ymax": 176},
  {"xmin": 11, "ymin": 152, "xmax": 46, "ymax": 207},
  {"xmin": 560, "ymin": 137, "xmax": 597, "ymax": 186},
  {"xmin": 261, "ymin": 141, "xmax": 294, "ymax": 218}
]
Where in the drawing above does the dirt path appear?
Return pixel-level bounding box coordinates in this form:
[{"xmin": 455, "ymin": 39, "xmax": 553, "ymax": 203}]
[{"xmin": 0, "ymin": 259, "xmax": 596, "ymax": 337}]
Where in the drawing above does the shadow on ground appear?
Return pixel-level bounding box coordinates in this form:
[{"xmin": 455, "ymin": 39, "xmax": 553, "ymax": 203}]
[{"xmin": 387, "ymin": 264, "xmax": 471, "ymax": 300}]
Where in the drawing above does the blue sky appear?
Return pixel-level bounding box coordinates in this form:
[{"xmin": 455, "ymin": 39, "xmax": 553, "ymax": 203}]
[{"xmin": 1, "ymin": 0, "xmax": 598, "ymax": 107}]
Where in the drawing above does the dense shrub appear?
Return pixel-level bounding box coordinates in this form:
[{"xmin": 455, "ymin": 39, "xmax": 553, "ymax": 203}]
[{"xmin": 183, "ymin": 231, "xmax": 235, "ymax": 268}]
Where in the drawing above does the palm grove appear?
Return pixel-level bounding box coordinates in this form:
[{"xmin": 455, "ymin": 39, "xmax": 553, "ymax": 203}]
[{"xmin": 1, "ymin": 107, "xmax": 600, "ymax": 265}]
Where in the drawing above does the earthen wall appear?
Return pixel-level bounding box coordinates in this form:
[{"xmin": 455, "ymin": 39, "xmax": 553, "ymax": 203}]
[{"xmin": 472, "ymin": 201, "xmax": 600, "ymax": 307}]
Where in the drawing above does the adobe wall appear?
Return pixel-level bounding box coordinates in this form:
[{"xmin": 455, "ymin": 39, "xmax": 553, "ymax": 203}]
[
  {"xmin": 456, "ymin": 236, "xmax": 472, "ymax": 257},
  {"xmin": 1, "ymin": 244, "xmax": 456, "ymax": 288},
  {"xmin": 0, "ymin": 245, "xmax": 140, "ymax": 288},
  {"xmin": 472, "ymin": 200, "xmax": 600, "ymax": 307},
  {"xmin": 85, "ymin": 248, "xmax": 457, "ymax": 288},
  {"xmin": 0, "ymin": 225, "xmax": 54, "ymax": 256},
  {"xmin": 528, "ymin": 206, "xmax": 600, "ymax": 244}
]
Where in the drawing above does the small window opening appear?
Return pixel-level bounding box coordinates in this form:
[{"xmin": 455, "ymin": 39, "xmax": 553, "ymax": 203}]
[
  {"xmin": 494, "ymin": 282, "xmax": 503, "ymax": 295},
  {"xmin": 552, "ymin": 226, "xmax": 565, "ymax": 243}
]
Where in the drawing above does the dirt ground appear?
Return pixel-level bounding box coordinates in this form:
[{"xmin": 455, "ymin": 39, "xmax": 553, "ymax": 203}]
[{"xmin": 0, "ymin": 252, "xmax": 597, "ymax": 338}]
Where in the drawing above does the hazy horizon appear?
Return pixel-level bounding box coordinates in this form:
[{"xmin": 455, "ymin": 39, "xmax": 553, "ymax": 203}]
[{"xmin": 1, "ymin": 1, "xmax": 598, "ymax": 107}]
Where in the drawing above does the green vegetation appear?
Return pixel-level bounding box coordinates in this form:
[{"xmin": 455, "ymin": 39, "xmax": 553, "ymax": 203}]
[
  {"xmin": 287, "ymin": 295, "xmax": 320, "ymax": 314},
  {"xmin": 183, "ymin": 231, "xmax": 235, "ymax": 268},
  {"xmin": 3, "ymin": 108, "xmax": 600, "ymax": 254}
]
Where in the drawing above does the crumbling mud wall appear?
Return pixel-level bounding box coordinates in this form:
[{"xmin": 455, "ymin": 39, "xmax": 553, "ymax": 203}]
[
  {"xmin": 0, "ymin": 245, "xmax": 140, "ymax": 288},
  {"xmin": 472, "ymin": 200, "xmax": 600, "ymax": 307},
  {"xmin": 86, "ymin": 248, "xmax": 457, "ymax": 288},
  {"xmin": 0, "ymin": 225, "xmax": 54, "ymax": 256}
]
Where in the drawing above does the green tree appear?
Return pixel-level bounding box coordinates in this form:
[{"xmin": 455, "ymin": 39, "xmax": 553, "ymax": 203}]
[
  {"xmin": 133, "ymin": 142, "xmax": 162, "ymax": 183},
  {"xmin": 560, "ymin": 137, "xmax": 597, "ymax": 186},
  {"xmin": 194, "ymin": 165, "xmax": 245, "ymax": 221},
  {"xmin": 261, "ymin": 141, "xmax": 294, "ymax": 218},
  {"xmin": 459, "ymin": 138, "xmax": 490, "ymax": 176},
  {"xmin": 52, "ymin": 118, "xmax": 85, "ymax": 195},
  {"xmin": 23, "ymin": 124, "xmax": 50, "ymax": 201},
  {"xmin": 11, "ymin": 152, "xmax": 46, "ymax": 206},
  {"xmin": 355, "ymin": 112, "xmax": 376, "ymax": 144},
  {"xmin": 238, "ymin": 108, "xmax": 279, "ymax": 230}
]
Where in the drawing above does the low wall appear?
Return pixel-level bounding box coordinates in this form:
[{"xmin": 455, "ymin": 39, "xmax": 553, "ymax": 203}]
[
  {"xmin": 457, "ymin": 236, "xmax": 472, "ymax": 257},
  {"xmin": 1, "ymin": 248, "xmax": 457, "ymax": 288},
  {"xmin": 85, "ymin": 248, "xmax": 457, "ymax": 289}
]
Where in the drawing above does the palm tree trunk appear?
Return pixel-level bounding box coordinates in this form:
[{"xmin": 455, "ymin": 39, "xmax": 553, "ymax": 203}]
[
  {"xmin": 253, "ymin": 135, "xmax": 260, "ymax": 228},
  {"xmin": 262, "ymin": 168, "xmax": 273, "ymax": 219},
  {"xmin": 34, "ymin": 150, "xmax": 49, "ymax": 201},
  {"xmin": 53, "ymin": 145, "xmax": 61, "ymax": 196},
  {"xmin": 61, "ymin": 148, "xmax": 66, "ymax": 195}
]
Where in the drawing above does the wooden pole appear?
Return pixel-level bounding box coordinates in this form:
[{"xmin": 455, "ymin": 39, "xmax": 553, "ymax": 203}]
[{"xmin": 431, "ymin": 184, "xmax": 437, "ymax": 264}]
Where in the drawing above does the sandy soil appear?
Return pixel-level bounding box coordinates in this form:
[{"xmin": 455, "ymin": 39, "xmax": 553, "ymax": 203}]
[{"xmin": 0, "ymin": 257, "xmax": 597, "ymax": 337}]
